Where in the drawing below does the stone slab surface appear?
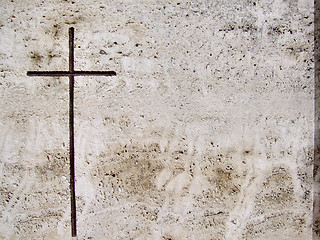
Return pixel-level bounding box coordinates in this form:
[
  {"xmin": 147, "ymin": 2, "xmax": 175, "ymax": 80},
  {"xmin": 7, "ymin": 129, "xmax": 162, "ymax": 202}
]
[{"xmin": 0, "ymin": 0, "xmax": 315, "ymax": 239}]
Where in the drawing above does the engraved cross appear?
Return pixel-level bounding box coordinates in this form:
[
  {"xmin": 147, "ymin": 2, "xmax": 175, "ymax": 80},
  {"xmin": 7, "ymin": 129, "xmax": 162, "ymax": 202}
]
[{"xmin": 27, "ymin": 27, "xmax": 116, "ymax": 237}]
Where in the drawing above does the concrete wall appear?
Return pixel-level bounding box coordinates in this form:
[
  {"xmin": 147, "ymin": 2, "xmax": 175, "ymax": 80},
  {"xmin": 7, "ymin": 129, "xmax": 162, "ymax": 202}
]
[{"xmin": 0, "ymin": 0, "xmax": 315, "ymax": 239}]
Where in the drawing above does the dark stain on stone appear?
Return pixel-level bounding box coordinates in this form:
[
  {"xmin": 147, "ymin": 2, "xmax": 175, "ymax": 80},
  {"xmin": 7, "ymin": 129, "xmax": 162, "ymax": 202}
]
[
  {"xmin": 267, "ymin": 24, "xmax": 294, "ymax": 36},
  {"xmin": 65, "ymin": 20, "xmax": 77, "ymax": 25},
  {"xmin": 243, "ymin": 150, "xmax": 252, "ymax": 155},
  {"xmin": 2, "ymin": 162, "xmax": 24, "ymax": 188},
  {"xmin": 64, "ymin": 15, "xmax": 85, "ymax": 25},
  {"xmin": 255, "ymin": 167, "xmax": 294, "ymax": 212},
  {"xmin": 30, "ymin": 52, "xmax": 43, "ymax": 64},
  {"xmin": 94, "ymin": 143, "xmax": 164, "ymax": 204},
  {"xmin": 219, "ymin": 23, "xmax": 258, "ymax": 33},
  {"xmin": 238, "ymin": 23, "xmax": 257, "ymax": 33},
  {"xmin": 14, "ymin": 209, "xmax": 64, "ymax": 236},
  {"xmin": 244, "ymin": 212, "xmax": 307, "ymax": 238},
  {"xmin": 47, "ymin": 50, "xmax": 60, "ymax": 64},
  {"xmin": 201, "ymin": 153, "xmax": 242, "ymax": 200},
  {"xmin": 52, "ymin": 24, "xmax": 60, "ymax": 38},
  {"xmin": 268, "ymin": 26, "xmax": 284, "ymax": 35},
  {"xmin": 0, "ymin": 187, "xmax": 13, "ymax": 207},
  {"xmin": 219, "ymin": 23, "xmax": 236, "ymax": 32},
  {"xmin": 162, "ymin": 236, "xmax": 174, "ymax": 240},
  {"xmin": 35, "ymin": 150, "xmax": 68, "ymax": 182},
  {"xmin": 139, "ymin": 204, "xmax": 159, "ymax": 221},
  {"xmin": 286, "ymin": 44, "xmax": 310, "ymax": 58},
  {"xmin": 314, "ymin": 217, "xmax": 320, "ymax": 237}
]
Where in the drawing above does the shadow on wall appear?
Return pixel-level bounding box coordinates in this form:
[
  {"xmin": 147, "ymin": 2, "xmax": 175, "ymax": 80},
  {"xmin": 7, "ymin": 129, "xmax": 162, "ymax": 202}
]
[{"xmin": 314, "ymin": 0, "xmax": 320, "ymax": 238}]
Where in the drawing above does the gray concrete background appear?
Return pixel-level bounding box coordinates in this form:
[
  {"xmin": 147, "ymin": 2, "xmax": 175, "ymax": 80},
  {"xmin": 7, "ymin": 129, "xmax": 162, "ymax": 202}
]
[{"xmin": 0, "ymin": 0, "xmax": 315, "ymax": 239}]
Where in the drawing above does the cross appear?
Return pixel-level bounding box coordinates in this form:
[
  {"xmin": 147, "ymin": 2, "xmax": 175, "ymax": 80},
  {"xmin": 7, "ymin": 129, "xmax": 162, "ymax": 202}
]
[{"xmin": 27, "ymin": 27, "xmax": 116, "ymax": 237}]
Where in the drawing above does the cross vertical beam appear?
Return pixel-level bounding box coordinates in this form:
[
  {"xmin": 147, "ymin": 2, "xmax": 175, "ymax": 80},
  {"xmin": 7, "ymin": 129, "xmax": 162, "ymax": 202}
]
[
  {"xmin": 27, "ymin": 27, "xmax": 116, "ymax": 237},
  {"xmin": 69, "ymin": 27, "xmax": 76, "ymax": 237}
]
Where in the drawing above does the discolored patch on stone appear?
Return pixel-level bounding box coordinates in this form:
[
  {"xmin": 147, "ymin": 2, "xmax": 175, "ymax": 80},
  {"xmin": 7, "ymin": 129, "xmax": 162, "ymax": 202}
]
[
  {"xmin": 254, "ymin": 167, "xmax": 295, "ymax": 214},
  {"xmin": 93, "ymin": 143, "xmax": 165, "ymax": 205},
  {"xmin": 13, "ymin": 209, "xmax": 65, "ymax": 238},
  {"xmin": 30, "ymin": 52, "xmax": 43, "ymax": 65},
  {"xmin": 243, "ymin": 212, "xmax": 308, "ymax": 239},
  {"xmin": 0, "ymin": 187, "xmax": 14, "ymax": 211},
  {"xmin": 34, "ymin": 150, "xmax": 69, "ymax": 182},
  {"xmin": 200, "ymin": 152, "xmax": 243, "ymax": 205},
  {"xmin": 314, "ymin": 217, "xmax": 320, "ymax": 237},
  {"xmin": 0, "ymin": 163, "xmax": 25, "ymax": 213}
]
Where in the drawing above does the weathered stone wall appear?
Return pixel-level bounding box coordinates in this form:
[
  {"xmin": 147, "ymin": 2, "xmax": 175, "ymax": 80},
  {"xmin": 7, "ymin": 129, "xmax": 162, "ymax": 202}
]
[{"xmin": 0, "ymin": 0, "xmax": 315, "ymax": 239}]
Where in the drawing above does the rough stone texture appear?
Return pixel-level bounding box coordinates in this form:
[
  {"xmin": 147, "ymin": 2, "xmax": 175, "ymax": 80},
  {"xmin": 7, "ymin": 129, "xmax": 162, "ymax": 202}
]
[{"xmin": 0, "ymin": 0, "xmax": 315, "ymax": 239}]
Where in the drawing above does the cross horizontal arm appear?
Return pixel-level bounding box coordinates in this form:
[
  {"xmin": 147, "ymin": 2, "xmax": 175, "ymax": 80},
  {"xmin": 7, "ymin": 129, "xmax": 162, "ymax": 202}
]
[{"xmin": 27, "ymin": 71, "xmax": 116, "ymax": 77}]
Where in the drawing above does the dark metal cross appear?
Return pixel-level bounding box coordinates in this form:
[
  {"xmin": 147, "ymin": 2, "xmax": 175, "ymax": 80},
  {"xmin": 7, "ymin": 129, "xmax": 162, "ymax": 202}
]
[{"xmin": 27, "ymin": 27, "xmax": 116, "ymax": 237}]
